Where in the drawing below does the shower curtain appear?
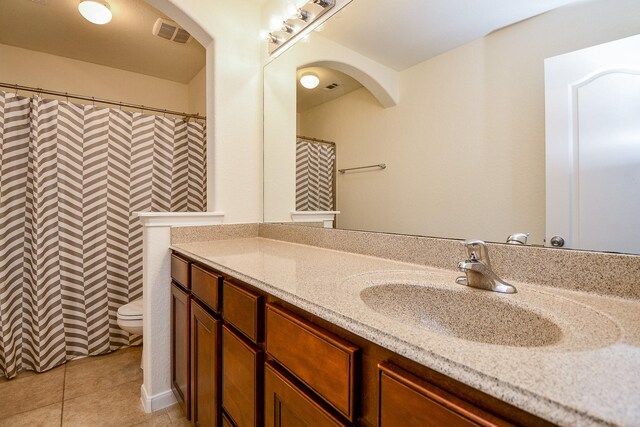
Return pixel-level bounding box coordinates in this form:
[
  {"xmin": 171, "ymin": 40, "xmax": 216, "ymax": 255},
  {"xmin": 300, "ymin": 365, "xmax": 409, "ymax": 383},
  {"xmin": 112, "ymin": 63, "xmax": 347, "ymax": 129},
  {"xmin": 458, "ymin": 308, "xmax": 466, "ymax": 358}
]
[
  {"xmin": 0, "ymin": 91, "xmax": 206, "ymax": 379},
  {"xmin": 296, "ymin": 138, "xmax": 335, "ymax": 211}
]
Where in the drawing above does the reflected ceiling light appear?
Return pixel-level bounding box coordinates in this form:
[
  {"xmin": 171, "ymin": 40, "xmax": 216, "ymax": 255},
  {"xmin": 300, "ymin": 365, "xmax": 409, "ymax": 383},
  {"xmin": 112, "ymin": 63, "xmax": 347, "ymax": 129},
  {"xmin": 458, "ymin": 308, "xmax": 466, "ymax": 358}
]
[
  {"xmin": 267, "ymin": 0, "xmax": 336, "ymax": 56},
  {"xmin": 78, "ymin": 0, "xmax": 112, "ymax": 25},
  {"xmin": 300, "ymin": 73, "xmax": 320, "ymax": 89}
]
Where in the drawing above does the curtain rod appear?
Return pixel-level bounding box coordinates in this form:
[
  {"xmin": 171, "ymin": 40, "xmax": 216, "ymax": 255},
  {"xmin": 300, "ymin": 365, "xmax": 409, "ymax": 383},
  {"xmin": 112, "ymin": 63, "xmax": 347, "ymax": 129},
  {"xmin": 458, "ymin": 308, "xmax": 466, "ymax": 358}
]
[
  {"xmin": 0, "ymin": 82, "xmax": 206, "ymax": 121},
  {"xmin": 297, "ymin": 135, "xmax": 335, "ymax": 145}
]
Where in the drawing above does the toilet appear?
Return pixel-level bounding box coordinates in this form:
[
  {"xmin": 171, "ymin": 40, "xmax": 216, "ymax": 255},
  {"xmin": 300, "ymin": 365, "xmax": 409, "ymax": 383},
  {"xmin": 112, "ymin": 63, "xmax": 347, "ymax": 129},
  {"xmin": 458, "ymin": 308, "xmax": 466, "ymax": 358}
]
[{"xmin": 116, "ymin": 298, "xmax": 143, "ymax": 335}]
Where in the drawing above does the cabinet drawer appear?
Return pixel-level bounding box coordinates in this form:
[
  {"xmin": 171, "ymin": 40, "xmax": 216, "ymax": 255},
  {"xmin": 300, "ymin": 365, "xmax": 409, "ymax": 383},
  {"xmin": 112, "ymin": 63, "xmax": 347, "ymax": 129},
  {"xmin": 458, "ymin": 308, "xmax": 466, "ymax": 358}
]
[
  {"xmin": 171, "ymin": 253, "xmax": 190, "ymax": 289},
  {"xmin": 265, "ymin": 304, "xmax": 359, "ymax": 422},
  {"xmin": 222, "ymin": 325, "xmax": 263, "ymax": 427},
  {"xmin": 265, "ymin": 361, "xmax": 349, "ymax": 427},
  {"xmin": 378, "ymin": 363, "xmax": 512, "ymax": 427},
  {"xmin": 191, "ymin": 264, "xmax": 222, "ymax": 313},
  {"xmin": 223, "ymin": 281, "xmax": 263, "ymax": 343}
]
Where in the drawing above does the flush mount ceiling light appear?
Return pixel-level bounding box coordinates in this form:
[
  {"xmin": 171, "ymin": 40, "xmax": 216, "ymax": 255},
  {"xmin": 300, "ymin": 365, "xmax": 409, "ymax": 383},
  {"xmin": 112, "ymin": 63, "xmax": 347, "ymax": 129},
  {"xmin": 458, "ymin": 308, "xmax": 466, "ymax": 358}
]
[
  {"xmin": 267, "ymin": 0, "xmax": 336, "ymax": 56},
  {"xmin": 300, "ymin": 73, "xmax": 320, "ymax": 89},
  {"xmin": 78, "ymin": 0, "xmax": 112, "ymax": 25}
]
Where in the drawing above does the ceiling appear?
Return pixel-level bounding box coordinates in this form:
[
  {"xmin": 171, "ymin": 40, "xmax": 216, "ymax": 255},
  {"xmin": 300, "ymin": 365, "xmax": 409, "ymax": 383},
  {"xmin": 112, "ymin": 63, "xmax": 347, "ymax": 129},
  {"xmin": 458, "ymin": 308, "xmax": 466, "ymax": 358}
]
[
  {"xmin": 317, "ymin": 0, "xmax": 585, "ymax": 71},
  {"xmin": 0, "ymin": 0, "xmax": 205, "ymax": 83},
  {"xmin": 297, "ymin": 67, "xmax": 363, "ymax": 112}
]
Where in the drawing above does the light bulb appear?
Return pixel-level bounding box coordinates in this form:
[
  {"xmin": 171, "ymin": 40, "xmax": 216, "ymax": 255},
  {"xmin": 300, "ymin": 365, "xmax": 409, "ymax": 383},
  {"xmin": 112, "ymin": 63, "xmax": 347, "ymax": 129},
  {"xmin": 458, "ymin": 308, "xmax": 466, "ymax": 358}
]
[
  {"xmin": 300, "ymin": 73, "xmax": 320, "ymax": 89},
  {"xmin": 78, "ymin": 0, "xmax": 112, "ymax": 25}
]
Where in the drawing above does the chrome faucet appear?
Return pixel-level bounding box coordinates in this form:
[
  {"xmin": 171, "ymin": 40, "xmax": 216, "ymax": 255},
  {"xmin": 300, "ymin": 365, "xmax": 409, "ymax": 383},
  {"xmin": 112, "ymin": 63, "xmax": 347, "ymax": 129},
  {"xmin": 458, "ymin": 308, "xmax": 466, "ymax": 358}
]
[
  {"xmin": 506, "ymin": 232, "xmax": 529, "ymax": 245},
  {"xmin": 456, "ymin": 240, "xmax": 517, "ymax": 294}
]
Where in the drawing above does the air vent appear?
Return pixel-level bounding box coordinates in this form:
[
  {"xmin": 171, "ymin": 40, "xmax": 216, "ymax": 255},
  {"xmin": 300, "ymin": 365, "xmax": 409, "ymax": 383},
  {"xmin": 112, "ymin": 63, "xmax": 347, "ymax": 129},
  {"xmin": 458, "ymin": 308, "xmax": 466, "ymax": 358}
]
[
  {"xmin": 324, "ymin": 83, "xmax": 340, "ymax": 91},
  {"xmin": 152, "ymin": 18, "xmax": 192, "ymax": 44},
  {"xmin": 173, "ymin": 28, "xmax": 191, "ymax": 44}
]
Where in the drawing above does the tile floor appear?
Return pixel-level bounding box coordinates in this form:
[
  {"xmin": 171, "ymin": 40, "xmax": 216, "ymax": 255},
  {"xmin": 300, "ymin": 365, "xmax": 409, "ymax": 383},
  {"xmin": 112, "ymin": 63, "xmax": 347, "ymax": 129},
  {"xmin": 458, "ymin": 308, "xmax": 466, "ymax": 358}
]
[{"xmin": 0, "ymin": 347, "xmax": 188, "ymax": 427}]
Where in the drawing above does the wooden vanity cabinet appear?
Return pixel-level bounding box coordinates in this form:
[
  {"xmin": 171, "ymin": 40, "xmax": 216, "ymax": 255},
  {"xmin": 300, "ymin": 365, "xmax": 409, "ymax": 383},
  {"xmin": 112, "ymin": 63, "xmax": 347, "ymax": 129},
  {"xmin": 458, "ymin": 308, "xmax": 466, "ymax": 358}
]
[
  {"xmin": 191, "ymin": 299, "xmax": 222, "ymax": 427},
  {"xmin": 378, "ymin": 362, "xmax": 512, "ymax": 427},
  {"xmin": 171, "ymin": 251, "xmax": 555, "ymax": 427},
  {"xmin": 222, "ymin": 280, "xmax": 263, "ymax": 343},
  {"xmin": 264, "ymin": 361, "xmax": 350, "ymax": 427},
  {"xmin": 222, "ymin": 325, "xmax": 263, "ymax": 427},
  {"xmin": 192, "ymin": 265, "xmax": 222, "ymax": 312},
  {"xmin": 170, "ymin": 283, "xmax": 191, "ymax": 419},
  {"xmin": 265, "ymin": 303, "xmax": 359, "ymax": 423},
  {"xmin": 171, "ymin": 254, "xmax": 190, "ymax": 289}
]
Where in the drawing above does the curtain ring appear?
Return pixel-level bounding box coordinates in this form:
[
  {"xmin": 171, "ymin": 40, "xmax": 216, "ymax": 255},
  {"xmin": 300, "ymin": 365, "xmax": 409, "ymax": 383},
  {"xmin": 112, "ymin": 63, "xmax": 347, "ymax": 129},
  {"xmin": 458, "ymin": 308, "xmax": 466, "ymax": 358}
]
[
  {"xmin": 163, "ymin": 109, "xmax": 167, "ymax": 118},
  {"xmin": 92, "ymin": 97, "xmax": 95, "ymax": 107},
  {"xmin": 119, "ymin": 102, "xmax": 123, "ymax": 111},
  {"xmin": 14, "ymin": 83, "xmax": 18, "ymax": 95},
  {"xmin": 65, "ymin": 92, "xmax": 69, "ymax": 103}
]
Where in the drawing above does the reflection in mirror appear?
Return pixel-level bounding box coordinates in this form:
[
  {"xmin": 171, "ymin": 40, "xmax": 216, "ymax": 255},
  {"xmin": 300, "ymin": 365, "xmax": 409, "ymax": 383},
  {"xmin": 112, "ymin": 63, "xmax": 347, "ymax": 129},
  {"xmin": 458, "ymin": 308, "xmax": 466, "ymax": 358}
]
[{"xmin": 263, "ymin": 0, "xmax": 640, "ymax": 254}]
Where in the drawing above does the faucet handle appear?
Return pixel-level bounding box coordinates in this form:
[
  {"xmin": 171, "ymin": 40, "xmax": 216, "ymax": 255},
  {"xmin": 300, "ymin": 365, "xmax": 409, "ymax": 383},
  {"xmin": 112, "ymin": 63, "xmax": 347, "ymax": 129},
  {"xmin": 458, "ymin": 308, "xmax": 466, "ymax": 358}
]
[{"xmin": 462, "ymin": 239, "xmax": 488, "ymax": 261}]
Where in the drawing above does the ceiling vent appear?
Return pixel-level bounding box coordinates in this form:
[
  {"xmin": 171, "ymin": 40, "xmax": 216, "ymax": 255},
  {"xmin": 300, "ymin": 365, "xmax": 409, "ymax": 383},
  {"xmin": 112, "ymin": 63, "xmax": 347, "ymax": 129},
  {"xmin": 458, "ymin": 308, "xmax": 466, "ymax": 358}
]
[
  {"xmin": 152, "ymin": 18, "xmax": 191, "ymax": 44},
  {"xmin": 324, "ymin": 83, "xmax": 340, "ymax": 91}
]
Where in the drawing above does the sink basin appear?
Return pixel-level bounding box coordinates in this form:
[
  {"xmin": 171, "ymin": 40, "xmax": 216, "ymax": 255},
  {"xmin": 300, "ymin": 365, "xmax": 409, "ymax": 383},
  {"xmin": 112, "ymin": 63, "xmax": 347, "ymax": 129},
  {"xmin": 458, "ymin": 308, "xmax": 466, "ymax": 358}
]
[{"xmin": 360, "ymin": 284, "xmax": 562, "ymax": 347}]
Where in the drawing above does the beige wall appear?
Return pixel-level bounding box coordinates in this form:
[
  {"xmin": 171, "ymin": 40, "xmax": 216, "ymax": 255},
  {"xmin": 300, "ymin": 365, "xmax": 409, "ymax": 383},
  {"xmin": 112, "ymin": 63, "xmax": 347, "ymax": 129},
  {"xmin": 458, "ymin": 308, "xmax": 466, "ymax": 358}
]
[
  {"xmin": 188, "ymin": 66, "xmax": 206, "ymax": 117},
  {"xmin": 299, "ymin": 0, "xmax": 640, "ymax": 245},
  {"xmin": 0, "ymin": 43, "xmax": 205, "ymax": 115}
]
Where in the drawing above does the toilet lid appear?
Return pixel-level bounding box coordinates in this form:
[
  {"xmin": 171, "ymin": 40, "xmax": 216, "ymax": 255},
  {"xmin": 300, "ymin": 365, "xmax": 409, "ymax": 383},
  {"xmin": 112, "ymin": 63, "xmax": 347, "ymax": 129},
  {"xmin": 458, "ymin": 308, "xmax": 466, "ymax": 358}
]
[{"xmin": 117, "ymin": 299, "xmax": 143, "ymax": 319}]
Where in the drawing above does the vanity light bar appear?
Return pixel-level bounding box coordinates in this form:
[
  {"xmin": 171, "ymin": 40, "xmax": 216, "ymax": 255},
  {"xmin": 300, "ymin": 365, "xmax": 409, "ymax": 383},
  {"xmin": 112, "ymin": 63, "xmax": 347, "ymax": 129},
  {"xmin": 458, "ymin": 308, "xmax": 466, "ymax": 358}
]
[{"xmin": 267, "ymin": 0, "xmax": 336, "ymax": 55}]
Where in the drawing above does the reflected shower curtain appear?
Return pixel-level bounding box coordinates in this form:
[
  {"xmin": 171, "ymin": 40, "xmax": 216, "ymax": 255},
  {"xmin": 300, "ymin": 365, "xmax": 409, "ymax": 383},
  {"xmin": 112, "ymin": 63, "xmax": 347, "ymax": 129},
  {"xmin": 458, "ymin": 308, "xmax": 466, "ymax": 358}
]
[
  {"xmin": 0, "ymin": 91, "xmax": 206, "ymax": 378},
  {"xmin": 295, "ymin": 138, "xmax": 335, "ymax": 211}
]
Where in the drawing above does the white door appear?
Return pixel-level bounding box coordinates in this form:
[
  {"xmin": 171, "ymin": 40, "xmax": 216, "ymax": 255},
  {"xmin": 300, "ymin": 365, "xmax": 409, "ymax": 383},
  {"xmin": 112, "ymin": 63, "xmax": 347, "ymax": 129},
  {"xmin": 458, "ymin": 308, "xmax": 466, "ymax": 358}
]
[{"xmin": 545, "ymin": 34, "xmax": 640, "ymax": 254}]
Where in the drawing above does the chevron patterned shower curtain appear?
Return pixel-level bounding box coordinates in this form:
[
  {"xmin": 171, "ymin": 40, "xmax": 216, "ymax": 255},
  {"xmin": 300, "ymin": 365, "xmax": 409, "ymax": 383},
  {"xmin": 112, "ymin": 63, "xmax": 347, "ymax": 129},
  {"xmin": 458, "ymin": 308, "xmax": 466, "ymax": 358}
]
[
  {"xmin": 0, "ymin": 91, "xmax": 206, "ymax": 379},
  {"xmin": 295, "ymin": 138, "xmax": 335, "ymax": 211}
]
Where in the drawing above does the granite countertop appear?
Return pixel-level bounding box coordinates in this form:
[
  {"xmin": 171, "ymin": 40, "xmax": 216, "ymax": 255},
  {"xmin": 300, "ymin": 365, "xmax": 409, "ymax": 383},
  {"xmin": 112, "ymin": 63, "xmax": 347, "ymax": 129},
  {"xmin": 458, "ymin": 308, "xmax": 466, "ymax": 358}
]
[{"xmin": 171, "ymin": 237, "xmax": 640, "ymax": 427}]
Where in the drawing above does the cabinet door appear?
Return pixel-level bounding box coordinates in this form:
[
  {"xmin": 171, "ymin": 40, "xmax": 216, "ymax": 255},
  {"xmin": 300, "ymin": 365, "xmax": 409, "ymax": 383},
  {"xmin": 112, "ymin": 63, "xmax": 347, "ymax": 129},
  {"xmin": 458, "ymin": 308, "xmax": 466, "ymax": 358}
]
[
  {"xmin": 191, "ymin": 299, "xmax": 221, "ymax": 427},
  {"xmin": 222, "ymin": 325, "xmax": 262, "ymax": 427},
  {"xmin": 171, "ymin": 283, "xmax": 190, "ymax": 419},
  {"xmin": 378, "ymin": 363, "xmax": 511, "ymax": 427},
  {"xmin": 265, "ymin": 361, "xmax": 349, "ymax": 427}
]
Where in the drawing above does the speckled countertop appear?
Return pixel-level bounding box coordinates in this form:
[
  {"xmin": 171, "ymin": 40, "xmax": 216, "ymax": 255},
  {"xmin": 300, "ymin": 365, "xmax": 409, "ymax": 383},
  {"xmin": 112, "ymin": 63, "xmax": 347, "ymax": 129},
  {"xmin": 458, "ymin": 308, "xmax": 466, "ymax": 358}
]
[{"xmin": 171, "ymin": 237, "xmax": 640, "ymax": 427}]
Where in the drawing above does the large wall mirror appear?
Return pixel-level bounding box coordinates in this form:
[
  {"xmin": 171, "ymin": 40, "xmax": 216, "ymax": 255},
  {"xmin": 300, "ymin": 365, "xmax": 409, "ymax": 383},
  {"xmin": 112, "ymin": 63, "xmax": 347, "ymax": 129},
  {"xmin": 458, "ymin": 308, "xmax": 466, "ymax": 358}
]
[{"xmin": 263, "ymin": 0, "xmax": 640, "ymax": 254}]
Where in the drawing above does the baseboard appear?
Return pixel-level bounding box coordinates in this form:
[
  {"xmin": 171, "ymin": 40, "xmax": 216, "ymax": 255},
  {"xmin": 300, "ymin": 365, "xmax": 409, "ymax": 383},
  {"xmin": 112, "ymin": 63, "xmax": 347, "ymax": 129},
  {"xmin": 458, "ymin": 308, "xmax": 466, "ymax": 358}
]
[{"xmin": 140, "ymin": 384, "xmax": 177, "ymax": 413}]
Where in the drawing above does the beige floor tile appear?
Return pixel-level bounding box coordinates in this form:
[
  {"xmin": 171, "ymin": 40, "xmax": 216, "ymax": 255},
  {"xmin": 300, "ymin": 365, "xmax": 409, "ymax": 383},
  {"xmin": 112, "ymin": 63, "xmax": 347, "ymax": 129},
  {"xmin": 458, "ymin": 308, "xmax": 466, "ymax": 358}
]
[
  {"xmin": 0, "ymin": 365, "xmax": 65, "ymax": 419},
  {"xmin": 165, "ymin": 404, "xmax": 190, "ymax": 426},
  {"xmin": 0, "ymin": 402, "xmax": 62, "ymax": 427},
  {"xmin": 62, "ymin": 380, "xmax": 157, "ymax": 427},
  {"xmin": 64, "ymin": 347, "xmax": 142, "ymax": 400},
  {"xmin": 0, "ymin": 369, "xmax": 38, "ymax": 384},
  {"xmin": 64, "ymin": 346, "xmax": 139, "ymax": 370},
  {"xmin": 128, "ymin": 413, "xmax": 173, "ymax": 427}
]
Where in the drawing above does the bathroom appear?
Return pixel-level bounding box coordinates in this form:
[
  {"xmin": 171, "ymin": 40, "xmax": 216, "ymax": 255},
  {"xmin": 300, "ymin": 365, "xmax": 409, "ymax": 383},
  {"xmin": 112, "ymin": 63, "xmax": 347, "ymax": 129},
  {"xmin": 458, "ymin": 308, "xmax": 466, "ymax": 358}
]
[{"xmin": 1, "ymin": 0, "xmax": 639, "ymax": 426}]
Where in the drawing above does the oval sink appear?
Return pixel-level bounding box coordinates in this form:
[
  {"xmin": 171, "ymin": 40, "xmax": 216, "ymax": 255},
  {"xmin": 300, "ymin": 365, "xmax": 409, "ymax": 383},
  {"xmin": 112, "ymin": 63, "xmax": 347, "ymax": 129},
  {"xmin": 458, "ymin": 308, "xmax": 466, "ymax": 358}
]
[{"xmin": 360, "ymin": 284, "xmax": 562, "ymax": 347}]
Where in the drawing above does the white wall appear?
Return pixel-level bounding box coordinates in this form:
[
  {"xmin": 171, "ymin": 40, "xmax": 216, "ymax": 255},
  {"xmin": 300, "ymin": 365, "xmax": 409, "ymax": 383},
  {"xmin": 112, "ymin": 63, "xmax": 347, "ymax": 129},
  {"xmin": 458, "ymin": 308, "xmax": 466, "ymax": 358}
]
[
  {"xmin": 293, "ymin": 0, "xmax": 640, "ymax": 244},
  {"xmin": 187, "ymin": 67, "xmax": 206, "ymax": 117},
  {"xmin": 0, "ymin": 43, "xmax": 192, "ymax": 113},
  {"xmin": 148, "ymin": 0, "xmax": 263, "ymax": 224}
]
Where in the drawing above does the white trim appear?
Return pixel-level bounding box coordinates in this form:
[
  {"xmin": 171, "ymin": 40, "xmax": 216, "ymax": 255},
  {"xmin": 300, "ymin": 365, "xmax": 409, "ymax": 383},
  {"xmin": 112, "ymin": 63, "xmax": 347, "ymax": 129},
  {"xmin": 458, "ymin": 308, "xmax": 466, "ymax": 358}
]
[
  {"xmin": 291, "ymin": 211, "xmax": 340, "ymax": 228},
  {"xmin": 136, "ymin": 212, "xmax": 225, "ymax": 227},
  {"xmin": 141, "ymin": 384, "xmax": 177, "ymax": 413}
]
